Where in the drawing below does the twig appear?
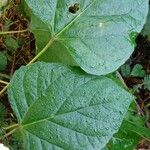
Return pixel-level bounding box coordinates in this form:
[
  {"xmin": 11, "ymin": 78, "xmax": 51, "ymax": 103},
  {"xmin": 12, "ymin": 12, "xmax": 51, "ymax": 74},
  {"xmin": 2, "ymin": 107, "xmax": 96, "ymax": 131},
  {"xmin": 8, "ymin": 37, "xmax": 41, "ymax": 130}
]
[
  {"xmin": 3, "ymin": 123, "xmax": 19, "ymax": 131},
  {"xmin": 0, "ymin": 37, "xmax": 55, "ymax": 95},
  {"xmin": 0, "ymin": 80, "xmax": 9, "ymax": 85},
  {"xmin": 0, "ymin": 84, "xmax": 9, "ymax": 96},
  {"xmin": 116, "ymin": 71, "xmax": 128, "ymax": 89},
  {"xmin": 0, "ymin": 29, "xmax": 28, "ymax": 35},
  {"xmin": 0, "ymin": 73, "xmax": 10, "ymax": 79},
  {"xmin": 116, "ymin": 71, "xmax": 150, "ymax": 130},
  {"xmin": 10, "ymin": 54, "xmax": 16, "ymax": 76},
  {"xmin": 1, "ymin": 128, "xmax": 18, "ymax": 140}
]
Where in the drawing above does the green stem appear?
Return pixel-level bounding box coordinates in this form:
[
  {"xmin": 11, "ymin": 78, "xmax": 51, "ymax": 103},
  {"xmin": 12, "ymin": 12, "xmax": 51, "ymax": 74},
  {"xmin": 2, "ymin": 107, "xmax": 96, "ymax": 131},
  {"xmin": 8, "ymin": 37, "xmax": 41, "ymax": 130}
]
[
  {"xmin": 3, "ymin": 124, "xmax": 19, "ymax": 131},
  {"xmin": 2, "ymin": 128, "xmax": 18, "ymax": 139},
  {"xmin": 0, "ymin": 35, "xmax": 56, "ymax": 94},
  {"xmin": 0, "ymin": 29, "xmax": 28, "ymax": 35},
  {"xmin": 27, "ymin": 37, "xmax": 56, "ymax": 65}
]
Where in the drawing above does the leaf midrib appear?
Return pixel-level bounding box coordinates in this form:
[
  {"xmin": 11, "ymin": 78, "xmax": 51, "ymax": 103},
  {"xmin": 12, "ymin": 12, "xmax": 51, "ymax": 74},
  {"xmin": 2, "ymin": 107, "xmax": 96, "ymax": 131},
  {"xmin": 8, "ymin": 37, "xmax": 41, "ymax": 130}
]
[
  {"xmin": 21, "ymin": 99, "xmax": 113, "ymax": 129},
  {"xmin": 35, "ymin": 0, "xmax": 98, "ymax": 55}
]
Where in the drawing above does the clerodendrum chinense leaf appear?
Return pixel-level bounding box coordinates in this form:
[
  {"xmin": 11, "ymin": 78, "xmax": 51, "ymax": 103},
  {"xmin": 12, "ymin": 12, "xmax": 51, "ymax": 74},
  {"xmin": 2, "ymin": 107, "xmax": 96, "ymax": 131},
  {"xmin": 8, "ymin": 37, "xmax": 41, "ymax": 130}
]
[
  {"xmin": 142, "ymin": 6, "xmax": 150, "ymax": 38},
  {"xmin": 25, "ymin": 0, "xmax": 149, "ymax": 75},
  {"xmin": 8, "ymin": 62, "xmax": 133, "ymax": 150},
  {"xmin": 105, "ymin": 102, "xmax": 143, "ymax": 150}
]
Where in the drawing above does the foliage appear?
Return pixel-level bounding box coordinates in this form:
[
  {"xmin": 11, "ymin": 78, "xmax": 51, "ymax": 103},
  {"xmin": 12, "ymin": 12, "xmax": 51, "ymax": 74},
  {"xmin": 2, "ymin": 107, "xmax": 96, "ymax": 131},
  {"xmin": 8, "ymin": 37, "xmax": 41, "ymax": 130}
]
[
  {"xmin": 120, "ymin": 64, "xmax": 131, "ymax": 78},
  {"xmin": 0, "ymin": 0, "xmax": 8, "ymax": 17},
  {"xmin": 121, "ymin": 64, "xmax": 146, "ymax": 78},
  {"xmin": 0, "ymin": 102, "xmax": 6, "ymax": 124},
  {"xmin": 0, "ymin": 52, "xmax": 7, "ymax": 71},
  {"xmin": 142, "ymin": 6, "xmax": 150, "ymax": 39},
  {"xmin": 131, "ymin": 64, "xmax": 146, "ymax": 77},
  {"xmin": 106, "ymin": 102, "xmax": 149, "ymax": 150},
  {"xmin": 0, "ymin": 0, "xmax": 150, "ymax": 150},
  {"xmin": 25, "ymin": 0, "xmax": 148, "ymax": 75},
  {"xmin": 0, "ymin": 0, "xmax": 7, "ymax": 8},
  {"xmin": 8, "ymin": 62, "xmax": 133, "ymax": 149},
  {"xmin": 144, "ymin": 75, "xmax": 150, "ymax": 91},
  {"xmin": 128, "ymin": 74, "xmax": 150, "ymax": 93},
  {"xmin": 4, "ymin": 37, "xmax": 19, "ymax": 54}
]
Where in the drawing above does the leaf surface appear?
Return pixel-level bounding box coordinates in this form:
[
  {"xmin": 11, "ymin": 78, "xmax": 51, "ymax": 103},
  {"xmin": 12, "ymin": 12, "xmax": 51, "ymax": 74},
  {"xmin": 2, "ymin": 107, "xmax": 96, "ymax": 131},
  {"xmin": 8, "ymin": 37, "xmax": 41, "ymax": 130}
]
[
  {"xmin": 25, "ymin": 0, "xmax": 149, "ymax": 75},
  {"xmin": 8, "ymin": 62, "xmax": 133, "ymax": 149},
  {"xmin": 142, "ymin": 6, "xmax": 150, "ymax": 38},
  {"xmin": 0, "ymin": 52, "xmax": 7, "ymax": 71}
]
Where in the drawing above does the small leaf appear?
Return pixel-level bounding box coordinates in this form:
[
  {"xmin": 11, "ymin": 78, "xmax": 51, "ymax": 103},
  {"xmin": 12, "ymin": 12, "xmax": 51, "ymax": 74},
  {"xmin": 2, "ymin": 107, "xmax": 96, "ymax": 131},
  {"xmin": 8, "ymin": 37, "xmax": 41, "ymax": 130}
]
[
  {"xmin": 25, "ymin": 0, "xmax": 149, "ymax": 75},
  {"xmin": 0, "ymin": 102, "xmax": 6, "ymax": 124},
  {"xmin": 131, "ymin": 64, "xmax": 146, "ymax": 77},
  {"xmin": 8, "ymin": 62, "xmax": 133, "ymax": 150},
  {"xmin": 120, "ymin": 64, "xmax": 131, "ymax": 77},
  {"xmin": 0, "ymin": 52, "xmax": 7, "ymax": 71},
  {"xmin": 4, "ymin": 37, "xmax": 19, "ymax": 53},
  {"xmin": 144, "ymin": 75, "xmax": 150, "ymax": 91}
]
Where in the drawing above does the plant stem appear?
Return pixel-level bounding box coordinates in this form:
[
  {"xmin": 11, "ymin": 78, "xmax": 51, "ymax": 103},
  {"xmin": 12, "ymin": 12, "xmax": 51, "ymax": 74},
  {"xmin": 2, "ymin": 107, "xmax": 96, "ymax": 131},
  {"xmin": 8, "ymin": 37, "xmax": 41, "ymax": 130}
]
[
  {"xmin": 3, "ymin": 124, "xmax": 19, "ymax": 131},
  {"xmin": 116, "ymin": 71, "xmax": 128, "ymax": 89},
  {"xmin": 27, "ymin": 37, "xmax": 55, "ymax": 65},
  {"xmin": 2, "ymin": 128, "xmax": 18, "ymax": 139},
  {"xmin": 0, "ymin": 37, "xmax": 56, "ymax": 94},
  {"xmin": 0, "ymin": 80, "xmax": 9, "ymax": 85},
  {"xmin": 0, "ymin": 73, "xmax": 10, "ymax": 79},
  {"xmin": 0, "ymin": 84, "xmax": 9, "ymax": 95},
  {"xmin": 0, "ymin": 29, "xmax": 28, "ymax": 35}
]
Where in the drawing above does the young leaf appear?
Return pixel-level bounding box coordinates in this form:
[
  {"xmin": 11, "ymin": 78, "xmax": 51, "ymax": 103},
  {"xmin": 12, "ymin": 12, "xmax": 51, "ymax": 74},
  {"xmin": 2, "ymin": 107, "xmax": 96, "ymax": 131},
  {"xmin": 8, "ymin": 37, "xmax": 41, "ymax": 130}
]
[
  {"xmin": 0, "ymin": 52, "xmax": 7, "ymax": 71},
  {"xmin": 8, "ymin": 62, "xmax": 133, "ymax": 149},
  {"xmin": 0, "ymin": 102, "xmax": 6, "ymax": 124},
  {"xmin": 131, "ymin": 64, "xmax": 146, "ymax": 77},
  {"xmin": 120, "ymin": 64, "xmax": 131, "ymax": 77},
  {"xmin": 25, "ymin": 0, "xmax": 149, "ymax": 75},
  {"xmin": 144, "ymin": 75, "xmax": 150, "ymax": 91},
  {"xmin": 4, "ymin": 37, "xmax": 19, "ymax": 53}
]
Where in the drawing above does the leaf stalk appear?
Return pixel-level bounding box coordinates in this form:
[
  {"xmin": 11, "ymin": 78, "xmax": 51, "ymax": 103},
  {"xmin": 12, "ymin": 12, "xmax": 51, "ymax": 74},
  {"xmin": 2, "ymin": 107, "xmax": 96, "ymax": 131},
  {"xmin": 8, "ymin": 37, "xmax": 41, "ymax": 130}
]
[
  {"xmin": 0, "ymin": 29, "xmax": 28, "ymax": 35},
  {"xmin": 0, "ymin": 80, "xmax": 9, "ymax": 85}
]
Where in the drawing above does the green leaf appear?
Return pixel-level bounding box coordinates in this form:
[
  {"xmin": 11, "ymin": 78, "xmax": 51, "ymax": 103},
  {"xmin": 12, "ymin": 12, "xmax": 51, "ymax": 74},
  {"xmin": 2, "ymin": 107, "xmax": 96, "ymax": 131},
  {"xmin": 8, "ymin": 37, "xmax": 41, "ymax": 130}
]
[
  {"xmin": 131, "ymin": 64, "xmax": 146, "ymax": 77},
  {"xmin": 142, "ymin": 6, "xmax": 150, "ymax": 39},
  {"xmin": 0, "ymin": 102, "xmax": 6, "ymax": 124},
  {"xmin": 8, "ymin": 62, "xmax": 133, "ymax": 150},
  {"xmin": 0, "ymin": 0, "xmax": 8, "ymax": 10},
  {"xmin": 106, "ymin": 102, "xmax": 147, "ymax": 150},
  {"xmin": 120, "ymin": 64, "xmax": 131, "ymax": 77},
  {"xmin": 106, "ymin": 103, "xmax": 144, "ymax": 150},
  {"xmin": 144, "ymin": 75, "xmax": 150, "ymax": 91},
  {"xmin": 106, "ymin": 131, "xmax": 141, "ymax": 150},
  {"xmin": 0, "ymin": 52, "xmax": 7, "ymax": 71},
  {"xmin": 4, "ymin": 37, "xmax": 19, "ymax": 53},
  {"xmin": 122, "ymin": 103, "xmax": 150, "ymax": 140},
  {"xmin": 25, "ymin": 0, "xmax": 149, "ymax": 75}
]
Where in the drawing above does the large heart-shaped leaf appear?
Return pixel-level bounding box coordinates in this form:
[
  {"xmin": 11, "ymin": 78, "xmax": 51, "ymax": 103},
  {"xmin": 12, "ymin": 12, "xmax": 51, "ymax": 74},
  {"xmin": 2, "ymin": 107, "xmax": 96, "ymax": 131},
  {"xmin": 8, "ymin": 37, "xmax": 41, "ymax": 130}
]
[
  {"xmin": 25, "ymin": 0, "xmax": 149, "ymax": 75},
  {"xmin": 142, "ymin": 6, "xmax": 150, "ymax": 38},
  {"xmin": 8, "ymin": 62, "xmax": 133, "ymax": 149}
]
